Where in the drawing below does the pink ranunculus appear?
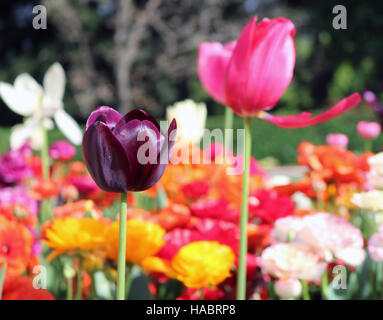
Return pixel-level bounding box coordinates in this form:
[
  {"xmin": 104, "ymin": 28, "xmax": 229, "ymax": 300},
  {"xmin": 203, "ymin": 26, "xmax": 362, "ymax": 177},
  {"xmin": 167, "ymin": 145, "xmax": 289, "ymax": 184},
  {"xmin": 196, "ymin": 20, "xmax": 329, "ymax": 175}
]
[
  {"xmin": 326, "ymin": 133, "xmax": 349, "ymax": 149},
  {"xmin": 49, "ymin": 140, "xmax": 76, "ymax": 161},
  {"xmin": 357, "ymin": 121, "xmax": 381, "ymax": 139},
  {"xmin": 198, "ymin": 16, "xmax": 361, "ymax": 127},
  {"xmin": 368, "ymin": 226, "xmax": 383, "ymax": 262}
]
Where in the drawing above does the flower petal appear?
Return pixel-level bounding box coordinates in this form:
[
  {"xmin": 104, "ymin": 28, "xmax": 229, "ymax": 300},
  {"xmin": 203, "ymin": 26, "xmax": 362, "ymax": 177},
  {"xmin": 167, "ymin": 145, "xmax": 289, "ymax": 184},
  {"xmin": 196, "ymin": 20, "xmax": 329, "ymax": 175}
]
[
  {"xmin": 85, "ymin": 106, "xmax": 122, "ymax": 131},
  {"xmin": 224, "ymin": 17, "xmax": 296, "ymax": 116},
  {"xmin": 10, "ymin": 124, "xmax": 33, "ymax": 150},
  {"xmin": 43, "ymin": 63, "xmax": 66, "ymax": 101},
  {"xmin": 262, "ymin": 93, "xmax": 361, "ymax": 129},
  {"xmin": 0, "ymin": 82, "xmax": 38, "ymax": 116},
  {"xmin": 14, "ymin": 73, "xmax": 43, "ymax": 97},
  {"xmin": 82, "ymin": 121, "xmax": 130, "ymax": 193},
  {"xmin": 54, "ymin": 109, "xmax": 82, "ymax": 145},
  {"xmin": 197, "ymin": 41, "xmax": 236, "ymax": 105}
]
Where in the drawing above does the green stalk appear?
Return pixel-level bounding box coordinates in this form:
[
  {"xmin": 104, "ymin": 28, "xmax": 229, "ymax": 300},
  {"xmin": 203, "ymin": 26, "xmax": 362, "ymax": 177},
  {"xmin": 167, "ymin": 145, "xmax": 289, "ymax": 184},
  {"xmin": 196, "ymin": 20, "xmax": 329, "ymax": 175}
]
[
  {"xmin": 236, "ymin": 117, "xmax": 252, "ymax": 300},
  {"xmin": 66, "ymin": 278, "xmax": 73, "ymax": 300},
  {"xmin": 199, "ymin": 287, "xmax": 204, "ymax": 300},
  {"xmin": 0, "ymin": 262, "xmax": 7, "ymax": 300},
  {"xmin": 125, "ymin": 265, "xmax": 132, "ymax": 299},
  {"xmin": 91, "ymin": 272, "xmax": 98, "ymax": 300},
  {"xmin": 224, "ymin": 108, "xmax": 234, "ymax": 132},
  {"xmin": 321, "ymin": 271, "xmax": 328, "ymax": 300},
  {"xmin": 116, "ymin": 193, "xmax": 128, "ymax": 300},
  {"xmin": 364, "ymin": 139, "xmax": 373, "ymax": 153},
  {"xmin": 301, "ymin": 280, "xmax": 310, "ymax": 300},
  {"xmin": 39, "ymin": 125, "xmax": 52, "ymax": 224},
  {"xmin": 75, "ymin": 257, "xmax": 83, "ymax": 300}
]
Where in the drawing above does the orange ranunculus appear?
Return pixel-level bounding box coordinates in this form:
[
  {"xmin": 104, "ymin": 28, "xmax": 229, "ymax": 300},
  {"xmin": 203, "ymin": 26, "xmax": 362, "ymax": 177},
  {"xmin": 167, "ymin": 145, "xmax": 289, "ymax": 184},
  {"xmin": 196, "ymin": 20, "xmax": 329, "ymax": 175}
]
[
  {"xmin": 152, "ymin": 204, "xmax": 191, "ymax": 231},
  {"xmin": 2, "ymin": 275, "xmax": 55, "ymax": 300},
  {"xmin": 0, "ymin": 216, "xmax": 33, "ymax": 276},
  {"xmin": 29, "ymin": 179, "xmax": 61, "ymax": 200},
  {"xmin": 142, "ymin": 241, "xmax": 235, "ymax": 288},
  {"xmin": 297, "ymin": 142, "xmax": 365, "ymax": 186},
  {"xmin": 105, "ymin": 219, "xmax": 165, "ymax": 265},
  {"xmin": 0, "ymin": 204, "xmax": 37, "ymax": 227},
  {"xmin": 53, "ymin": 200, "xmax": 103, "ymax": 220}
]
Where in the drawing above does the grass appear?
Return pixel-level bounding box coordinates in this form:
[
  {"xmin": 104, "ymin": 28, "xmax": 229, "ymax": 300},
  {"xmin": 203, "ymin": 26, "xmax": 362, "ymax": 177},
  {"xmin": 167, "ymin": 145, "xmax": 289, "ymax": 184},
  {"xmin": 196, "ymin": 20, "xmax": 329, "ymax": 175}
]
[{"xmin": 0, "ymin": 105, "xmax": 381, "ymax": 164}]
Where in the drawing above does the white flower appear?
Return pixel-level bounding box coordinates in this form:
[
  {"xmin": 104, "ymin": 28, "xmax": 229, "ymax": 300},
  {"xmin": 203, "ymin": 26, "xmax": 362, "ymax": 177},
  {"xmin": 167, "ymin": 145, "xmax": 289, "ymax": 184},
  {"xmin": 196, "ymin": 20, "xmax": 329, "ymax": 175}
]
[
  {"xmin": 292, "ymin": 191, "xmax": 313, "ymax": 210},
  {"xmin": 368, "ymin": 153, "xmax": 383, "ymax": 176},
  {"xmin": 260, "ymin": 243, "xmax": 327, "ymax": 281},
  {"xmin": 166, "ymin": 99, "xmax": 207, "ymax": 145},
  {"xmin": 351, "ymin": 190, "xmax": 383, "ymax": 212},
  {"xmin": 274, "ymin": 278, "xmax": 302, "ymax": 299},
  {"xmin": 0, "ymin": 63, "xmax": 82, "ymax": 149},
  {"xmin": 272, "ymin": 216, "xmax": 305, "ymax": 242},
  {"xmin": 265, "ymin": 175, "xmax": 291, "ymax": 188}
]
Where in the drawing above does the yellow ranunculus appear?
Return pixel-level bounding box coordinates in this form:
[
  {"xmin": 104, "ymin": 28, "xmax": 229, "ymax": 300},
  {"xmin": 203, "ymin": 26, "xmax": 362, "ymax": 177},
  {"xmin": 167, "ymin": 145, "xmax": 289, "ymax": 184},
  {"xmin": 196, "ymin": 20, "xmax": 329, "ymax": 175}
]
[
  {"xmin": 105, "ymin": 219, "xmax": 165, "ymax": 265},
  {"xmin": 43, "ymin": 217, "xmax": 109, "ymax": 261},
  {"xmin": 143, "ymin": 241, "xmax": 235, "ymax": 288}
]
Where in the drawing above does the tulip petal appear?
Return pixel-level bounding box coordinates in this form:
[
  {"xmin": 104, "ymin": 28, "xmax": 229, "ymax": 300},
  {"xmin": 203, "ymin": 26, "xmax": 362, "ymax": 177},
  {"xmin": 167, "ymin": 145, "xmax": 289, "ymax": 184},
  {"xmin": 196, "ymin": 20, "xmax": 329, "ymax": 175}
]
[
  {"xmin": 224, "ymin": 17, "xmax": 296, "ymax": 116},
  {"xmin": 82, "ymin": 121, "xmax": 130, "ymax": 193},
  {"xmin": 54, "ymin": 109, "xmax": 83, "ymax": 145},
  {"xmin": 43, "ymin": 63, "xmax": 66, "ymax": 101},
  {"xmin": 197, "ymin": 42, "xmax": 236, "ymax": 105},
  {"xmin": 262, "ymin": 93, "xmax": 361, "ymax": 129},
  {"xmin": 14, "ymin": 73, "xmax": 43, "ymax": 97},
  {"xmin": 147, "ymin": 118, "xmax": 177, "ymax": 189},
  {"xmin": 10, "ymin": 124, "xmax": 33, "ymax": 150},
  {"xmin": 114, "ymin": 108, "xmax": 161, "ymax": 132},
  {"xmin": 85, "ymin": 106, "xmax": 122, "ymax": 131}
]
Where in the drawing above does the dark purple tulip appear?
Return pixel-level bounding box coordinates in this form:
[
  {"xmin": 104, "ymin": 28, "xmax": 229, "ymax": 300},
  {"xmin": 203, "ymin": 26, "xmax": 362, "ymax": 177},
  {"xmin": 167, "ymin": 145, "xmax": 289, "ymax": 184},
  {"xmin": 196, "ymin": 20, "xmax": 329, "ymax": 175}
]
[{"xmin": 82, "ymin": 107, "xmax": 177, "ymax": 192}]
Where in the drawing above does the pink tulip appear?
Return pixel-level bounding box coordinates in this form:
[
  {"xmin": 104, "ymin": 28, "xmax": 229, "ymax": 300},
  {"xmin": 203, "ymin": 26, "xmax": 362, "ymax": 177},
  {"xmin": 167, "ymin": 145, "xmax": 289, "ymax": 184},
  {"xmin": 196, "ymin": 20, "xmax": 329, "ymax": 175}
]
[
  {"xmin": 357, "ymin": 121, "xmax": 381, "ymax": 139},
  {"xmin": 197, "ymin": 16, "xmax": 361, "ymax": 127},
  {"xmin": 326, "ymin": 133, "xmax": 349, "ymax": 149}
]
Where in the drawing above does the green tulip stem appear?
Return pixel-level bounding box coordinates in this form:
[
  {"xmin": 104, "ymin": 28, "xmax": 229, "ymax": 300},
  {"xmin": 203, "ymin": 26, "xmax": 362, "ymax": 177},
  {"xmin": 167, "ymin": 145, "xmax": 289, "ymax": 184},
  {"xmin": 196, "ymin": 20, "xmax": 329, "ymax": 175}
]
[
  {"xmin": 224, "ymin": 108, "xmax": 234, "ymax": 132},
  {"xmin": 39, "ymin": 125, "xmax": 52, "ymax": 224},
  {"xmin": 75, "ymin": 257, "xmax": 83, "ymax": 300},
  {"xmin": 116, "ymin": 192, "xmax": 128, "ymax": 300},
  {"xmin": 125, "ymin": 264, "xmax": 132, "ymax": 299},
  {"xmin": 236, "ymin": 117, "xmax": 252, "ymax": 300}
]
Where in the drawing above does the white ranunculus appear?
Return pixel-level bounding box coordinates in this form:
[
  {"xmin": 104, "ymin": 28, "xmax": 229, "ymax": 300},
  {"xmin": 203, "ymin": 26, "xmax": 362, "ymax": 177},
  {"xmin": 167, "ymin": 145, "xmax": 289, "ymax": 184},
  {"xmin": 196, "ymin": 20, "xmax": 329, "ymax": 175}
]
[
  {"xmin": 368, "ymin": 153, "xmax": 383, "ymax": 176},
  {"xmin": 166, "ymin": 99, "xmax": 207, "ymax": 145},
  {"xmin": 0, "ymin": 63, "xmax": 82, "ymax": 149},
  {"xmin": 351, "ymin": 190, "xmax": 383, "ymax": 212},
  {"xmin": 274, "ymin": 278, "xmax": 302, "ymax": 299}
]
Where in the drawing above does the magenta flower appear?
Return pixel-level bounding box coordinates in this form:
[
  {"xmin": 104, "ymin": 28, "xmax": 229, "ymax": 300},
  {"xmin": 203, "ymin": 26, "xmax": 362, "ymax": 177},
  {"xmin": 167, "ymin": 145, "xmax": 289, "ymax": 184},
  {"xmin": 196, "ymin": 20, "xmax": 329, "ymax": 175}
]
[
  {"xmin": 82, "ymin": 107, "xmax": 177, "ymax": 192},
  {"xmin": 357, "ymin": 121, "xmax": 381, "ymax": 139},
  {"xmin": 326, "ymin": 133, "xmax": 349, "ymax": 149},
  {"xmin": 197, "ymin": 16, "xmax": 361, "ymax": 127},
  {"xmin": 0, "ymin": 143, "xmax": 33, "ymax": 186},
  {"xmin": 49, "ymin": 140, "xmax": 76, "ymax": 161}
]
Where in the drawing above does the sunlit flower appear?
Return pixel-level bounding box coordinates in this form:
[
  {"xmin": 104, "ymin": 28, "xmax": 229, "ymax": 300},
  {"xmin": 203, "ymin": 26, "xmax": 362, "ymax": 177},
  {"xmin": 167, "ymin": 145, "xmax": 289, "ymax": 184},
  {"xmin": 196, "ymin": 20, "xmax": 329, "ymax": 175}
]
[
  {"xmin": 351, "ymin": 190, "xmax": 383, "ymax": 212},
  {"xmin": 105, "ymin": 219, "xmax": 165, "ymax": 265},
  {"xmin": 0, "ymin": 63, "xmax": 82, "ymax": 149},
  {"xmin": 143, "ymin": 241, "xmax": 235, "ymax": 288},
  {"xmin": 260, "ymin": 243, "xmax": 326, "ymax": 281},
  {"xmin": 42, "ymin": 217, "xmax": 109, "ymax": 261},
  {"xmin": 0, "ymin": 215, "xmax": 33, "ymax": 276},
  {"xmin": 166, "ymin": 99, "xmax": 207, "ymax": 145}
]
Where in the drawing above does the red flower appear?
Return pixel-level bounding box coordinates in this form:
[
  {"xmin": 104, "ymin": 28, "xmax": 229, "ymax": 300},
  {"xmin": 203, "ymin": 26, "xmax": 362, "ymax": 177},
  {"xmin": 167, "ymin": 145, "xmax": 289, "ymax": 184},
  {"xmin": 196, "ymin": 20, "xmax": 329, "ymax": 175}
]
[
  {"xmin": 190, "ymin": 198, "xmax": 239, "ymax": 222},
  {"xmin": 181, "ymin": 181, "xmax": 210, "ymax": 201},
  {"xmin": 2, "ymin": 275, "xmax": 55, "ymax": 300},
  {"xmin": 249, "ymin": 189, "xmax": 295, "ymax": 223}
]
